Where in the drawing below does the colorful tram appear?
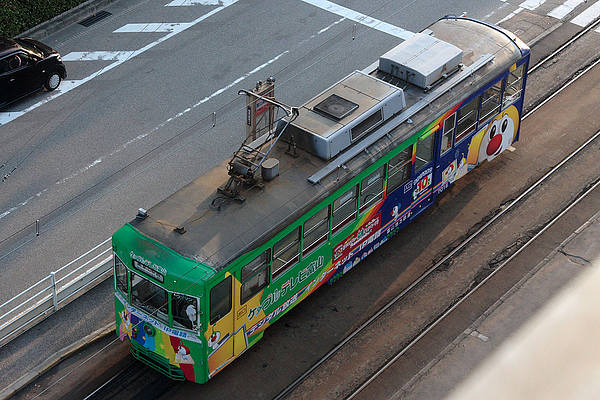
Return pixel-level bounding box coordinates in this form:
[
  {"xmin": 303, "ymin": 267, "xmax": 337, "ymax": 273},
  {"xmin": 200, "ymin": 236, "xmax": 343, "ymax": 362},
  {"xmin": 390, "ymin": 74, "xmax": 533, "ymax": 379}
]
[{"xmin": 112, "ymin": 17, "xmax": 529, "ymax": 383}]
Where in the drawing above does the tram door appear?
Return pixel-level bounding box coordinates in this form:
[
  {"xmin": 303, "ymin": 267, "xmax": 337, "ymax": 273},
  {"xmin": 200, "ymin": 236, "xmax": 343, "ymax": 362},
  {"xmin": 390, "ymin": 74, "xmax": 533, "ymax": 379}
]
[
  {"xmin": 411, "ymin": 128, "xmax": 437, "ymax": 216},
  {"xmin": 435, "ymin": 113, "xmax": 458, "ymax": 194},
  {"xmin": 207, "ymin": 275, "xmax": 234, "ymax": 376}
]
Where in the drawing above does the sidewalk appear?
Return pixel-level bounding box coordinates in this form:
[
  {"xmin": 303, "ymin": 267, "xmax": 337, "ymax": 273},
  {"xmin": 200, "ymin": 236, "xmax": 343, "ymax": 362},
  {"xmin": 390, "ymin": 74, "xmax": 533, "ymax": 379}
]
[{"xmin": 444, "ymin": 210, "xmax": 600, "ymax": 399}]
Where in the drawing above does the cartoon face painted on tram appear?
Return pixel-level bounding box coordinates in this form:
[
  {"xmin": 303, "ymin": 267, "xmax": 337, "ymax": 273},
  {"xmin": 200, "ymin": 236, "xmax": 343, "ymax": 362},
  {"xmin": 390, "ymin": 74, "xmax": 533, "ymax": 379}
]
[
  {"xmin": 466, "ymin": 104, "xmax": 520, "ymax": 169},
  {"xmin": 477, "ymin": 107, "xmax": 518, "ymax": 163}
]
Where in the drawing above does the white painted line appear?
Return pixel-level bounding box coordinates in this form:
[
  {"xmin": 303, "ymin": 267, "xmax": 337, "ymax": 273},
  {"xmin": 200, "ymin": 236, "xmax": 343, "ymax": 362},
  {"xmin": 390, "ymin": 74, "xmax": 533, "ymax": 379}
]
[
  {"xmin": 0, "ymin": 1, "xmax": 238, "ymax": 127},
  {"xmin": 300, "ymin": 0, "xmax": 414, "ymax": 40},
  {"xmin": 571, "ymin": 0, "xmax": 600, "ymax": 26},
  {"xmin": 520, "ymin": 0, "xmax": 546, "ymax": 10},
  {"xmin": 497, "ymin": 7, "xmax": 524, "ymax": 24},
  {"xmin": 0, "ymin": 50, "xmax": 288, "ymax": 221},
  {"xmin": 548, "ymin": 0, "xmax": 586, "ymax": 19},
  {"xmin": 113, "ymin": 23, "xmax": 192, "ymax": 33},
  {"xmin": 165, "ymin": 0, "xmax": 230, "ymax": 6},
  {"xmin": 62, "ymin": 51, "xmax": 135, "ymax": 61},
  {"xmin": 0, "ymin": 111, "xmax": 25, "ymax": 125},
  {"xmin": 0, "ymin": 15, "xmax": 347, "ymax": 220}
]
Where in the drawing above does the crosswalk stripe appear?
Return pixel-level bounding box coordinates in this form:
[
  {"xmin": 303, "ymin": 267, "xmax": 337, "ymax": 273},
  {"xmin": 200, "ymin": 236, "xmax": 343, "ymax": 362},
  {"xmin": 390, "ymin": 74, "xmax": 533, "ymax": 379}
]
[
  {"xmin": 571, "ymin": 0, "xmax": 600, "ymax": 26},
  {"xmin": 519, "ymin": 0, "xmax": 546, "ymax": 10},
  {"xmin": 62, "ymin": 51, "xmax": 136, "ymax": 61},
  {"xmin": 113, "ymin": 23, "xmax": 192, "ymax": 33},
  {"xmin": 299, "ymin": 0, "xmax": 414, "ymax": 40},
  {"xmin": 548, "ymin": 0, "xmax": 587, "ymax": 19},
  {"xmin": 165, "ymin": 0, "xmax": 223, "ymax": 6}
]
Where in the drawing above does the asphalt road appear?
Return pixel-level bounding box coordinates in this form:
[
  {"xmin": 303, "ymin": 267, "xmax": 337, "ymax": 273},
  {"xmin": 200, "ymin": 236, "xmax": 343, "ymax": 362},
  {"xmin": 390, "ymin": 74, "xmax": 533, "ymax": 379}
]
[
  {"xmin": 0, "ymin": 0, "xmax": 503, "ymax": 303},
  {"xmin": 1, "ymin": 0, "xmax": 600, "ymax": 396}
]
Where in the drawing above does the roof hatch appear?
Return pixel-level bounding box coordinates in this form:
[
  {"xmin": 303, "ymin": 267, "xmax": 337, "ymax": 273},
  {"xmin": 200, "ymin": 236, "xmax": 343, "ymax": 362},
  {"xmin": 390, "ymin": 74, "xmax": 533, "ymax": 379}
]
[
  {"xmin": 313, "ymin": 94, "xmax": 359, "ymax": 120},
  {"xmin": 379, "ymin": 32, "xmax": 463, "ymax": 89}
]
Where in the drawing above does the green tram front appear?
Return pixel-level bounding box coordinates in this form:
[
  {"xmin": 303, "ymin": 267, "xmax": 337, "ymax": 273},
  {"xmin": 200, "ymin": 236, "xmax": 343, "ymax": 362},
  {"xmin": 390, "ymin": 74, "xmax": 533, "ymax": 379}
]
[{"xmin": 113, "ymin": 223, "xmax": 214, "ymax": 383}]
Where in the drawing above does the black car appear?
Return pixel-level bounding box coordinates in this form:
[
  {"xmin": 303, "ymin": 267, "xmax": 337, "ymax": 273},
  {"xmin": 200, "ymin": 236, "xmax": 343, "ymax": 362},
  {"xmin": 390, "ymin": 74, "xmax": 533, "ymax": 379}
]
[{"xmin": 0, "ymin": 36, "xmax": 67, "ymax": 109}]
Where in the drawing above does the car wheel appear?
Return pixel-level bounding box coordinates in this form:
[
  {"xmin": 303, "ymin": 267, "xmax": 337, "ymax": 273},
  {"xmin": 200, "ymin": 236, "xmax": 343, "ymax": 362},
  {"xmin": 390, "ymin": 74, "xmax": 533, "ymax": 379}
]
[{"xmin": 44, "ymin": 71, "xmax": 61, "ymax": 91}]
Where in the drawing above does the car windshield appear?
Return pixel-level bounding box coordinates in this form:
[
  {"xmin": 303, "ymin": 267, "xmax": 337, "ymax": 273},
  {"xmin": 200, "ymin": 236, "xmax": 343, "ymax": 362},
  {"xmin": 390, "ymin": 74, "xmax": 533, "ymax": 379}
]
[{"xmin": 14, "ymin": 39, "xmax": 42, "ymax": 57}]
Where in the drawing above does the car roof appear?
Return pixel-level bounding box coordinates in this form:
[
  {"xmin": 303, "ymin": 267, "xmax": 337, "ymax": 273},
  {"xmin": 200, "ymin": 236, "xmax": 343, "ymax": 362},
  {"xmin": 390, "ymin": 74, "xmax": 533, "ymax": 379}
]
[{"xmin": 0, "ymin": 36, "xmax": 21, "ymax": 58}]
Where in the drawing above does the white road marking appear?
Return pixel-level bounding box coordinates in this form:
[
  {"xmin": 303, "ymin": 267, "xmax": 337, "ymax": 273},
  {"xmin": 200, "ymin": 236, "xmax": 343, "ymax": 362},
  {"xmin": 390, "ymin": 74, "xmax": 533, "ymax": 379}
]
[
  {"xmin": 62, "ymin": 50, "xmax": 136, "ymax": 61},
  {"xmin": 519, "ymin": 0, "xmax": 546, "ymax": 10},
  {"xmin": 0, "ymin": 15, "xmax": 347, "ymax": 221},
  {"xmin": 0, "ymin": 50, "xmax": 288, "ymax": 221},
  {"xmin": 299, "ymin": 0, "xmax": 414, "ymax": 40},
  {"xmin": 165, "ymin": 0, "xmax": 228, "ymax": 6},
  {"xmin": 497, "ymin": 7, "xmax": 524, "ymax": 24},
  {"xmin": 113, "ymin": 23, "xmax": 192, "ymax": 33},
  {"xmin": 0, "ymin": 111, "xmax": 24, "ymax": 125},
  {"xmin": 548, "ymin": 0, "xmax": 587, "ymax": 19},
  {"xmin": 571, "ymin": 0, "xmax": 600, "ymax": 26},
  {"xmin": 0, "ymin": 1, "xmax": 238, "ymax": 127},
  {"xmin": 497, "ymin": 0, "xmax": 547, "ymax": 24}
]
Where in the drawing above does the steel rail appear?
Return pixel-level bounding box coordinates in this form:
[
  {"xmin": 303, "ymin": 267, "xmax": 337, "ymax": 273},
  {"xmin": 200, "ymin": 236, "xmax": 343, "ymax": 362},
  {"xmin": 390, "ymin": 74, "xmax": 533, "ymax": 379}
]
[
  {"xmin": 346, "ymin": 163, "xmax": 600, "ymax": 400},
  {"xmin": 13, "ymin": 11, "xmax": 600, "ymax": 398},
  {"xmin": 272, "ymin": 46, "xmax": 600, "ymax": 400}
]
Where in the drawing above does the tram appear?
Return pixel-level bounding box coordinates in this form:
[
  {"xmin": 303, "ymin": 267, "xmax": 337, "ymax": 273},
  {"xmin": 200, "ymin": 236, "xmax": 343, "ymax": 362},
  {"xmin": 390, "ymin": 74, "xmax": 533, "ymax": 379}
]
[{"xmin": 112, "ymin": 16, "xmax": 529, "ymax": 383}]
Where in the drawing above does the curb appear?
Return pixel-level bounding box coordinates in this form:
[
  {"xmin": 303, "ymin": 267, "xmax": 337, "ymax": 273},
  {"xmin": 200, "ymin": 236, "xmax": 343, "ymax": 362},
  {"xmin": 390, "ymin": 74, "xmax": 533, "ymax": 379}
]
[
  {"xmin": 19, "ymin": 0, "xmax": 121, "ymax": 40},
  {"xmin": 0, "ymin": 323, "xmax": 115, "ymax": 400}
]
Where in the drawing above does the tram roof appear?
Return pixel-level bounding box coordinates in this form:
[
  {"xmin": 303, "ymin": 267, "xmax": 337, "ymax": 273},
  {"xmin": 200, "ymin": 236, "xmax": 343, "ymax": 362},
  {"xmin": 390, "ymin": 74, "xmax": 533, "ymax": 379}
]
[{"xmin": 129, "ymin": 17, "xmax": 528, "ymax": 270}]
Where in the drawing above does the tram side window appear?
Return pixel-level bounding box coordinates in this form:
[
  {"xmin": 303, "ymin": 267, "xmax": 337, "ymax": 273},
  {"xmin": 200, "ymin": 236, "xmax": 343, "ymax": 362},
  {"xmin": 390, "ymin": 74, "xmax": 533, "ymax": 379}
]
[
  {"xmin": 387, "ymin": 146, "xmax": 412, "ymax": 194},
  {"xmin": 332, "ymin": 186, "xmax": 358, "ymax": 235},
  {"xmin": 303, "ymin": 207, "xmax": 329, "ymax": 255},
  {"xmin": 455, "ymin": 95, "xmax": 480, "ymax": 143},
  {"xmin": 114, "ymin": 254, "xmax": 128, "ymax": 296},
  {"xmin": 273, "ymin": 227, "xmax": 300, "ymax": 279},
  {"xmin": 504, "ymin": 64, "xmax": 525, "ymax": 107},
  {"xmin": 131, "ymin": 272, "xmax": 168, "ymax": 321},
  {"xmin": 440, "ymin": 115, "xmax": 456, "ymax": 154},
  {"xmin": 480, "ymin": 80, "xmax": 503, "ymax": 124},
  {"xmin": 241, "ymin": 250, "xmax": 270, "ymax": 303},
  {"xmin": 173, "ymin": 293, "xmax": 198, "ymax": 330},
  {"xmin": 210, "ymin": 276, "xmax": 232, "ymax": 324},
  {"xmin": 359, "ymin": 165, "xmax": 385, "ymax": 213},
  {"xmin": 414, "ymin": 132, "xmax": 435, "ymax": 171}
]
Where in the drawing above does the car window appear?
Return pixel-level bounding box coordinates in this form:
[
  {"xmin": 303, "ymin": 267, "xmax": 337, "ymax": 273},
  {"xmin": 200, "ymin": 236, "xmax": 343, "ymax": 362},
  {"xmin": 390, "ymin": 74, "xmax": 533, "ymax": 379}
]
[
  {"xmin": 0, "ymin": 57, "xmax": 10, "ymax": 74},
  {"xmin": 17, "ymin": 53, "xmax": 34, "ymax": 66},
  {"xmin": 8, "ymin": 54, "xmax": 23, "ymax": 70}
]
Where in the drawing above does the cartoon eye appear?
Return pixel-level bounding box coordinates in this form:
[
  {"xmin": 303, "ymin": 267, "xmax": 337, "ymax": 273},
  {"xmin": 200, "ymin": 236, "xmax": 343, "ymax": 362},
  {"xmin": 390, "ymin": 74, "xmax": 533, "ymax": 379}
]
[
  {"xmin": 502, "ymin": 118, "xmax": 508, "ymax": 133},
  {"xmin": 489, "ymin": 124, "xmax": 497, "ymax": 139}
]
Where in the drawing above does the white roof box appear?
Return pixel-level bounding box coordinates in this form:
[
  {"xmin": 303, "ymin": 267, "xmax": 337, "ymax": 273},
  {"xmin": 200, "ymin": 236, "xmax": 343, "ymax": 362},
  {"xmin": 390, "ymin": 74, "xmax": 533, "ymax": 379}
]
[{"xmin": 379, "ymin": 32, "xmax": 463, "ymax": 89}]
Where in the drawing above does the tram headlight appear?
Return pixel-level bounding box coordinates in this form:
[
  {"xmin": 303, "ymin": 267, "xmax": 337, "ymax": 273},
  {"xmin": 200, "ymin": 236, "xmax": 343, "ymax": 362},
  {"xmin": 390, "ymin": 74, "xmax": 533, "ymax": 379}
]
[{"xmin": 143, "ymin": 323, "xmax": 155, "ymax": 337}]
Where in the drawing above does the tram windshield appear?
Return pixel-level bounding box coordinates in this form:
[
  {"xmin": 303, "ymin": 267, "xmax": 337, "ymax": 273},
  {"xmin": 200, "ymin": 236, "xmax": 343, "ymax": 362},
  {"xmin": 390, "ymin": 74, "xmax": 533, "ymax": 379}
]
[
  {"xmin": 172, "ymin": 293, "xmax": 199, "ymax": 330},
  {"xmin": 131, "ymin": 272, "xmax": 168, "ymax": 321}
]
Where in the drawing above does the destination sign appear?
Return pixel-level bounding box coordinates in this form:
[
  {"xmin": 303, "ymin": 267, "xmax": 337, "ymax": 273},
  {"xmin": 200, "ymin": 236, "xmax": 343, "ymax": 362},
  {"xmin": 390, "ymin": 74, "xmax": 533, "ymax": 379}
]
[{"xmin": 132, "ymin": 259, "xmax": 164, "ymax": 283}]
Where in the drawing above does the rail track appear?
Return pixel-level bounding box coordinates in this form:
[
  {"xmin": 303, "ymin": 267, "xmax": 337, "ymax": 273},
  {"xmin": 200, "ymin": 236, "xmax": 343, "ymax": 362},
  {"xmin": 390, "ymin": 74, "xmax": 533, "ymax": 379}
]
[
  {"xmin": 26, "ymin": 15, "xmax": 600, "ymax": 400},
  {"xmin": 272, "ymin": 24, "xmax": 600, "ymax": 400},
  {"xmin": 344, "ymin": 158, "xmax": 600, "ymax": 400}
]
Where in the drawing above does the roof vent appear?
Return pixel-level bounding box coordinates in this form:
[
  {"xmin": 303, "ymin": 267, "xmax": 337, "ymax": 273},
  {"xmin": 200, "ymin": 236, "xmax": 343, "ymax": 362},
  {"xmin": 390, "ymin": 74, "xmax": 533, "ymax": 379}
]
[
  {"xmin": 379, "ymin": 32, "xmax": 463, "ymax": 89},
  {"xmin": 136, "ymin": 208, "xmax": 148, "ymax": 220},
  {"xmin": 313, "ymin": 94, "xmax": 359, "ymax": 120}
]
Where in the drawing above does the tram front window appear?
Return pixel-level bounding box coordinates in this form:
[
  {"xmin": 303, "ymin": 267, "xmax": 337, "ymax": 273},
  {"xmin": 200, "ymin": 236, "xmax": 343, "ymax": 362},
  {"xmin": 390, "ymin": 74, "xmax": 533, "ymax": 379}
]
[
  {"xmin": 173, "ymin": 293, "xmax": 198, "ymax": 330},
  {"xmin": 114, "ymin": 254, "xmax": 128, "ymax": 296},
  {"xmin": 131, "ymin": 272, "xmax": 168, "ymax": 321}
]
